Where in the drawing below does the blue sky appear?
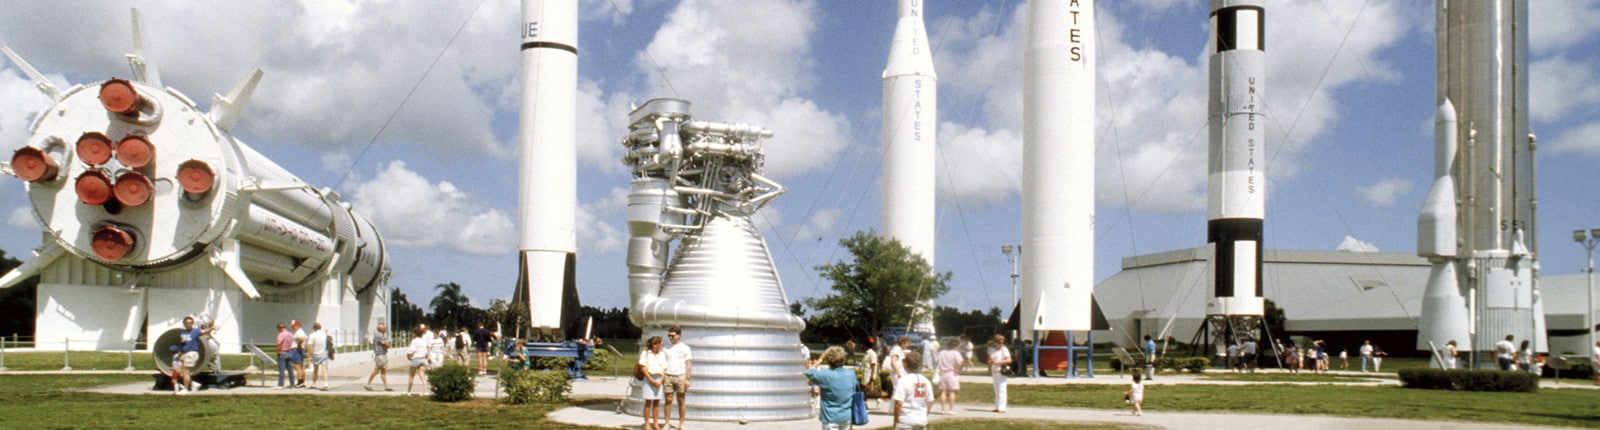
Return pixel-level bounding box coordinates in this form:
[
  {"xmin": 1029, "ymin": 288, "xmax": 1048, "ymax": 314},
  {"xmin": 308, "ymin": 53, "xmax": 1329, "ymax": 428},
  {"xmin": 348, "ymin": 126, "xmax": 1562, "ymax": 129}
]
[{"xmin": 2, "ymin": 0, "xmax": 1598, "ymax": 317}]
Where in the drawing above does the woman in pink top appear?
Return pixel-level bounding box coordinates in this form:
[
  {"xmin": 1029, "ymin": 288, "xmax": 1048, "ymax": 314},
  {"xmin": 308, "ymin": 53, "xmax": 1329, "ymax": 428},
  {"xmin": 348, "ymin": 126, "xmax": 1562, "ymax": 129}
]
[{"xmin": 935, "ymin": 337, "xmax": 965, "ymax": 414}]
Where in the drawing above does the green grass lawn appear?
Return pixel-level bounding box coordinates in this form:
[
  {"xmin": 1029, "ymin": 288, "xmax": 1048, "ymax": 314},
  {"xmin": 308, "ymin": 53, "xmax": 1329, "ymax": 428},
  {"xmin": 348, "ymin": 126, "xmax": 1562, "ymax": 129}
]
[{"xmin": 1, "ymin": 351, "xmax": 263, "ymax": 372}]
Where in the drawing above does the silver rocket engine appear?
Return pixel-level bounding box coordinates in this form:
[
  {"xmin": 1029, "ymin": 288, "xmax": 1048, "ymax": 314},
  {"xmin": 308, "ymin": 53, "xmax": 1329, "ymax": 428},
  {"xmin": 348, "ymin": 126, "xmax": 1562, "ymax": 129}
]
[
  {"xmin": 0, "ymin": 10, "xmax": 389, "ymax": 353},
  {"xmin": 620, "ymin": 99, "xmax": 810, "ymax": 422},
  {"xmin": 1421, "ymin": 0, "xmax": 1545, "ymax": 361},
  {"xmin": 1204, "ymin": 0, "xmax": 1267, "ymax": 339}
]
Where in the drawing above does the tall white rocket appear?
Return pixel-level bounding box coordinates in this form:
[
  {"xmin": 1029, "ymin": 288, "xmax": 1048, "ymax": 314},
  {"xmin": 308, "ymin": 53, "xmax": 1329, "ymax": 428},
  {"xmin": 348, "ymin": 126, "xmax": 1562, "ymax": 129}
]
[
  {"xmin": 883, "ymin": 0, "xmax": 938, "ymax": 333},
  {"xmin": 1205, "ymin": 0, "xmax": 1266, "ymax": 318},
  {"xmin": 1022, "ymin": 0, "xmax": 1095, "ymax": 335},
  {"xmin": 516, "ymin": 0, "xmax": 578, "ymax": 330}
]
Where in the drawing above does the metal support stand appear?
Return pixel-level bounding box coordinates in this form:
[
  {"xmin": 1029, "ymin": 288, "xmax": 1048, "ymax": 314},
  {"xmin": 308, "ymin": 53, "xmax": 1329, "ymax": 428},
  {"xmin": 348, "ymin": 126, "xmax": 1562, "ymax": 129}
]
[
  {"xmin": 61, "ymin": 338, "xmax": 72, "ymax": 371},
  {"xmin": 125, "ymin": 340, "xmax": 136, "ymax": 371},
  {"xmin": 1030, "ymin": 331, "xmax": 1094, "ymax": 378}
]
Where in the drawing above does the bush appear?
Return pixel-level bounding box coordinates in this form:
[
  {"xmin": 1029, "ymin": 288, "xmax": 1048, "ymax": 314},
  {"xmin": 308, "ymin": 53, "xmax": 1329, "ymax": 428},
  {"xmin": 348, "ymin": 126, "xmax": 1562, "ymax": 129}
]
[
  {"xmin": 584, "ymin": 348, "xmax": 613, "ymax": 372},
  {"xmin": 427, "ymin": 362, "xmax": 477, "ymax": 402},
  {"xmin": 500, "ymin": 366, "xmax": 572, "ymax": 405},
  {"xmin": 1399, "ymin": 369, "xmax": 1539, "ymax": 393},
  {"xmin": 1541, "ymin": 363, "xmax": 1594, "ymax": 380},
  {"xmin": 1155, "ymin": 357, "xmax": 1209, "ymax": 373}
]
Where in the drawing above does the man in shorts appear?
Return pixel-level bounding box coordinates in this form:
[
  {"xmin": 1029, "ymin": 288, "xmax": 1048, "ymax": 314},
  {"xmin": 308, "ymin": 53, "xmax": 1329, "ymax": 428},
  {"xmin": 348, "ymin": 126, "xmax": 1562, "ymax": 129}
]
[
  {"xmin": 662, "ymin": 326, "xmax": 693, "ymax": 430},
  {"xmin": 307, "ymin": 322, "xmax": 334, "ymax": 390},
  {"xmin": 472, "ymin": 322, "xmax": 494, "ymax": 375},
  {"xmin": 367, "ymin": 323, "xmax": 392, "ymax": 391},
  {"xmin": 291, "ymin": 320, "xmax": 308, "ymax": 387},
  {"xmin": 173, "ymin": 316, "xmax": 208, "ymax": 395}
]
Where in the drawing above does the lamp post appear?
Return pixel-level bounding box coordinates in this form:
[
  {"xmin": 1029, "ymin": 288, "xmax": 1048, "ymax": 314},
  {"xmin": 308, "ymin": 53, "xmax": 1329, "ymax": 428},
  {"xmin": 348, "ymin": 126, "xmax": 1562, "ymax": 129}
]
[
  {"xmin": 1576, "ymin": 229, "xmax": 1599, "ymax": 354},
  {"xmin": 1002, "ymin": 245, "xmax": 1021, "ymax": 310}
]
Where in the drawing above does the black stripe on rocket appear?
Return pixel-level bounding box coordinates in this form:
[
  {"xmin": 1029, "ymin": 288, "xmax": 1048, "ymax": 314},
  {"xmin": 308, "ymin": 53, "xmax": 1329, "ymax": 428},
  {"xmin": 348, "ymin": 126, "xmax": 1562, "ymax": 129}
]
[
  {"xmin": 1213, "ymin": 6, "xmax": 1264, "ymax": 53},
  {"xmin": 1209, "ymin": 218, "xmax": 1262, "ymax": 298}
]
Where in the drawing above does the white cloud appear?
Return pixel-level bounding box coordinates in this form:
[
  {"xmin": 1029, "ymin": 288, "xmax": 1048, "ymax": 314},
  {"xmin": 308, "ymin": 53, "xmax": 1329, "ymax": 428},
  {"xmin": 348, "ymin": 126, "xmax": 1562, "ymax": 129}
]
[
  {"xmin": 0, "ymin": 65, "xmax": 55, "ymax": 153},
  {"xmin": 1356, "ymin": 177, "xmax": 1413, "ymax": 207},
  {"xmin": 577, "ymin": 202, "xmax": 627, "ymax": 256},
  {"xmin": 638, "ymin": 0, "xmax": 851, "ymax": 179},
  {"xmin": 1546, "ymin": 121, "xmax": 1600, "ymax": 157},
  {"xmin": 7, "ymin": 207, "xmax": 36, "ymax": 229},
  {"xmin": 1336, "ymin": 235, "xmax": 1379, "ymax": 252},
  {"xmin": 792, "ymin": 209, "xmax": 841, "ymax": 242},
  {"xmin": 936, "ymin": 123, "xmax": 1020, "ymax": 204},
  {"xmin": 582, "ymin": 0, "xmax": 636, "ymax": 24},
  {"xmin": 347, "ymin": 160, "xmax": 516, "ymax": 255},
  {"xmin": 1530, "ymin": 0, "xmax": 1600, "ymax": 56},
  {"xmin": 1530, "ymin": 56, "xmax": 1600, "ymax": 123}
]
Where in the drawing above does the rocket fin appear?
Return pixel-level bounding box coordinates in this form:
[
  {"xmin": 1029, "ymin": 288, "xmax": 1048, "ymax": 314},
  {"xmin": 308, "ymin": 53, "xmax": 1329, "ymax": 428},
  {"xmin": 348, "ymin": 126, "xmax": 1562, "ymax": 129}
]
[
  {"xmin": 127, "ymin": 9, "xmax": 162, "ymax": 87},
  {"xmin": 210, "ymin": 239, "xmax": 261, "ymax": 299},
  {"xmin": 209, "ymin": 68, "xmax": 263, "ymax": 133},
  {"xmin": 0, "ymin": 242, "xmax": 67, "ymax": 290},
  {"xmin": 0, "ymin": 45, "xmax": 62, "ymax": 101}
]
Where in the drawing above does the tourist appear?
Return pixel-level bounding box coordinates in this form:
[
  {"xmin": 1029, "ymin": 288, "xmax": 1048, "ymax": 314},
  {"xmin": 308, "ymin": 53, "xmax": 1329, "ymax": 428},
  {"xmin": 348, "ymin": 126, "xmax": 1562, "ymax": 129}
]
[
  {"xmin": 275, "ymin": 323, "xmax": 294, "ymax": 388},
  {"xmin": 958, "ymin": 334, "xmax": 974, "ymax": 371},
  {"xmin": 427, "ymin": 325, "xmax": 445, "ymax": 370},
  {"xmin": 987, "ymin": 334, "xmax": 1012, "ymax": 413},
  {"xmin": 1241, "ymin": 339, "xmax": 1257, "ymax": 373},
  {"xmin": 1226, "ymin": 342, "xmax": 1240, "ymax": 372},
  {"xmin": 935, "ymin": 337, "xmax": 964, "ymax": 414},
  {"xmin": 366, "ymin": 323, "xmax": 392, "ymax": 391},
  {"xmin": 1124, "ymin": 372, "xmax": 1145, "ymax": 416},
  {"xmin": 171, "ymin": 316, "xmax": 208, "ymax": 394},
  {"xmin": 1143, "ymin": 334, "xmax": 1158, "ymax": 380},
  {"xmin": 1372, "ymin": 345, "xmax": 1387, "ymax": 372},
  {"xmin": 1284, "ymin": 343, "xmax": 1299, "ymax": 373},
  {"xmin": 663, "ymin": 326, "xmax": 693, "ymax": 430},
  {"xmin": 861, "ymin": 340, "xmax": 881, "ymax": 408},
  {"xmin": 893, "ymin": 350, "xmax": 934, "ymax": 430},
  {"xmin": 1445, "ymin": 339, "xmax": 1459, "ymax": 369},
  {"xmin": 1516, "ymin": 340, "xmax": 1533, "ymax": 373},
  {"xmin": 291, "ymin": 320, "xmax": 308, "ymax": 387},
  {"xmin": 638, "ymin": 336, "xmax": 667, "ymax": 430},
  {"xmin": 306, "ymin": 322, "xmax": 333, "ymax": 390},
  {"xmin": 1339, "ymin": 348, "xmax": 1349, "ymax": 370},
  {"xmin": 506, "ymin": 339, "xmax": 528, "ymax": 370},
  {"xmin": 472, "ymin": 322, "xmax": 494, "ymax": 375},
  {"xmin": 1494, "ymin": 334, "xmax": 1515, "ymax": 371},
  {"xmin": 406, "ymin": 326, "xmax": 430, "ymax": 396},
  {"xmin": 804, "ymin": 346, "xmax": 856, "ymax": 430},
  {"xmin": 1360, "ymin": 340, "xmax": 1373, "ymax": 372}
]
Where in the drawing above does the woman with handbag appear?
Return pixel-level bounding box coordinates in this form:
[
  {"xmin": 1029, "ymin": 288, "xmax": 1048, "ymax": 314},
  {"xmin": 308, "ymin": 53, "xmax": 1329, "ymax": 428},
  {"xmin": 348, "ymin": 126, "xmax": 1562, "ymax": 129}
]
[
  {"xmin": 805, "ymin": 346, "xmax": 859, "ymax": 429},
  {"xmin": 637, "ymin": 336, "xmax": 667, "ymax": 430},
  {"xmin": 986, "ymin": 334, "xmax": 1012, "ymax": 413}
]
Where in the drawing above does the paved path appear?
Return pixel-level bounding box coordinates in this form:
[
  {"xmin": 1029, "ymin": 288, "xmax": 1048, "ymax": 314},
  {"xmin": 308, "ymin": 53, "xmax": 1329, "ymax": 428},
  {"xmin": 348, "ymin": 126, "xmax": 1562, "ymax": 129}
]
[{"xmin": 60, "ymin": 352, "xmax": 1590, "ymax": 429}]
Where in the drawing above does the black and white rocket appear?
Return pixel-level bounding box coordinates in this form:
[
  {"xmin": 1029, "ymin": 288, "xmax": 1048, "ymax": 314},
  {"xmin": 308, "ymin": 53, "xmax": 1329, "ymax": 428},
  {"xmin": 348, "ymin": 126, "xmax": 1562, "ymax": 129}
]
[
  {"xmin": 1205, "ymin": 0, "xmax": 1266, "ymax": 318},
  {"xmin": 515, "ymin": 0, "xmax": 579, "ymax": 331},
  {"xmin": 883, "ymin": 0, "xmax": 939, "ymax": 335}
]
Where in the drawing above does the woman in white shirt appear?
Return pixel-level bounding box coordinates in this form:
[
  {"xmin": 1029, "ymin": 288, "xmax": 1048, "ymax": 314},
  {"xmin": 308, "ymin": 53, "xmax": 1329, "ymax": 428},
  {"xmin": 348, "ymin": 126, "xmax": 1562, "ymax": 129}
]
[
  {"xmin": 406, "ymin": 326, "xmax": 431, "ymax": 396},
  {"xmin": 636, "ymin": 336, "xmax": 667, "ymax": 430},
  {"xmin": 987, "ymin": 334, "xmax": 1013, "ymax": 413}
]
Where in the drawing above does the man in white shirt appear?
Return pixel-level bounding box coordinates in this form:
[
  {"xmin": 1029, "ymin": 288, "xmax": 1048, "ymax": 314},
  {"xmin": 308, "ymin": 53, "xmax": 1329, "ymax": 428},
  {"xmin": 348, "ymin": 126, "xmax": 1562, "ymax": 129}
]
[
  {"xmin": 1494, "ymin": 335, "xmax": 1516, "ymax": 371},
  {"xmin": 306, "ymin": 322, "xmax": 333, "ymax": 390},
  {"xmin": 291, "ymin": 320, "xmax": 308, "ymax": 387},
  {"xmin": 662, "ymin": 326, "xmax": 693, "ymax": 430},
  {"xmin": 1359, "ymin": 340, "xmax": 1374, "ymax": 372},
  {"xmin": 893, "ymin": 350, "xmax": 934, "ymax": 429}
]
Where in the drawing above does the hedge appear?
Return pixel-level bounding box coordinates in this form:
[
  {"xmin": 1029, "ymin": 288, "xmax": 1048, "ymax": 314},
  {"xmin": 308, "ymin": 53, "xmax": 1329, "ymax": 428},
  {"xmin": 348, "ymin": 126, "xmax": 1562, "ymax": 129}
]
[{"xmin": 1398, "ymin": 368, "xmax": 1539, "ymax": 393}]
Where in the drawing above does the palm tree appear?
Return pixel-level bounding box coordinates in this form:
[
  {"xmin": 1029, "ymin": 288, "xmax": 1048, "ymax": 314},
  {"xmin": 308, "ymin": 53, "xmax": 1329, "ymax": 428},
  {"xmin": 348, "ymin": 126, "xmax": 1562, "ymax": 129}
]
[{"xmin": 430, "ymin": 282, "xmax": 471, "ymax": 330}]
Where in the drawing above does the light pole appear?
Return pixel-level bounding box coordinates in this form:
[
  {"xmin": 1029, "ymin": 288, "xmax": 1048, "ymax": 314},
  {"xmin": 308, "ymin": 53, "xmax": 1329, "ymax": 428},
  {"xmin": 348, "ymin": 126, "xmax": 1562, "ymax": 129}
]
[
  {"xmin": 1002, "ymin": 245, "xmax": 1021, "ymax": 310},
  {"xmin": 1576, "ymin": 229, "xmax": 1599, "ymax": 354}
]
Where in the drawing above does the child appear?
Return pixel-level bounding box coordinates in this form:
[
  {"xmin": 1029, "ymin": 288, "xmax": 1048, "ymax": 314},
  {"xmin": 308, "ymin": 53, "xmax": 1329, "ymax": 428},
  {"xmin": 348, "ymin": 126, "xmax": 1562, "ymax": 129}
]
[
  {"xmin": 1124, "ymin": 372, "xmax": 1145, "ymax": 416},
  {"xmin": 893, "ymin": 351, "xmax": 934, "ymax": 429}
]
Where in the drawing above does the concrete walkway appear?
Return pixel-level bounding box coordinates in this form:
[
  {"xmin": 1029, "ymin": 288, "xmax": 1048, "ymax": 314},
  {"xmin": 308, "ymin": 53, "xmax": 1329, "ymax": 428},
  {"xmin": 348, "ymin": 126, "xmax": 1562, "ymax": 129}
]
[{"xmin": 66, "ymin": 353, "xmax": 1590, "ymax": 429}]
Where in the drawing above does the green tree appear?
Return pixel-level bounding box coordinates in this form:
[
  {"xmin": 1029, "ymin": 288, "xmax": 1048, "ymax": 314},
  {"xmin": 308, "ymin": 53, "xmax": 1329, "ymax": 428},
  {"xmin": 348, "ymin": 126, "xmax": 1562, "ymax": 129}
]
[
  {"xmin": 805, "ymin": 231, "xmax": 951, "ymax": 342},
  {"xmin": 0, "ymin": 249, "xmax": 39, "ymax": 337},
  {"xmin": 391, "ymin": 287, "xmax": 426, "ymax": 331},
  {"xmin": 430, "ymin": 282, "xmax": 472, "ymax": 330}
]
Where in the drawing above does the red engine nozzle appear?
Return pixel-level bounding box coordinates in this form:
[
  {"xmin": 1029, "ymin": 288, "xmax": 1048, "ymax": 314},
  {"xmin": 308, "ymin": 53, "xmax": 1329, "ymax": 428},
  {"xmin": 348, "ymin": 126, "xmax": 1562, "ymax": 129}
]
[
  {"xmin": 90, "ymin": 225, "xmax": 136, "ymax": 261},
  {"xmin": 77, "ymin": 132, "xmax": 114, "ymax": 166},
  {"xmin": 115, "ymin": 135, "xmax": 155, "ymax": 169},
  {"xmin": 113, "ymin": 171, "xmax": 154, "ymax": 206},
  {"xmin": 11, "ymin": 147, "xmax": 61, "ymax": 182},
  {"xmin": 99, "ymin": 78, "xmax": 141, "ymax": 115},
  {"xmin": 176, "ymin": 159, "xmax": 215, "ymax": 195},
  {"xmin": 75, "ymin": 170, "xmax": 114, "ymax": 205}
]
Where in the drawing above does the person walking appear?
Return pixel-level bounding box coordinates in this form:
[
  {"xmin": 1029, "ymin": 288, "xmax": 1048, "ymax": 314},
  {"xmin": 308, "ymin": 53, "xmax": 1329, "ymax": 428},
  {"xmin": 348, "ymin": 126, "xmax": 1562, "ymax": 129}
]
[
  {"xmin": 1124, "ymin": 372, "xmax": 1146, "ymax": 416},
  {"xmin": 861, "ymin": 341, "xmax": 881, "ymax": 408},
  {"xmin": 274, "ymin": 323, "xmax": 294, "ymax": 388},
  {"xmin": 472, "ymin": 322, "xmax": 494, "ymax": 375},
  {"xmin": 1142, "ymin": 334, "xmax": 1158, "ymax": 380},
  {"xmin": 406, "ymin": 326, "xmax": 430, "ymax": 396},
  {"xmin": 935, "ymin": 337, "xmax": 964, "ymax": 415},
  {"xmin": 958, "ymin": 334, "xmax": 974, "ymax": 371},
  {"xmin": 893, "ymin": 351, "xmax": 934, "ymax": 430},
  {"xmin": 291, "ymin": 320, "xmax": 308, "ymax": 387},
  {"xmin": 662, "ymin": 326, "xmax": 693, "ymax": 430},
  {"xmin": 987, "ymin": 334, "xmax": 1012, "ymax": 413},
  {"xmin": 1516, "ymin": 340, "xmax": 1533, "ymax": 373},
  {"xmin": 1494, "ymin": 335, "xmax": 1516, "ymax": 371},
  {"xmin": 1360, "ymin": 340, "xmax": 1374, "ymax": 372},
  {"xmin": 306, "ymin": 322, "xmax": 333, "ymax": 390},
  {"xmin": 1445, "ymin": 340, "xmax": 1459, "ymax": 370},
  {"xmin": 366, "ymin": 323, "xmax": 392, "ymax": 391},
  {"xmin": 637, "ymin": 336, "xmax": 667, "ymax": 430},
  {"xmin": 804, "ymin": 346, "xmax": 856, "ymax": 430}
]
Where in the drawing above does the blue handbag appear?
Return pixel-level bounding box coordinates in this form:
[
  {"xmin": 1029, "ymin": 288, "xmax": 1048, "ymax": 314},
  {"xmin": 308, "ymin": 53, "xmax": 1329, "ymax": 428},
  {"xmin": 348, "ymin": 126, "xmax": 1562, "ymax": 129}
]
[{"xmin": 851, "ymin": 386, "xmax": 870, "ymax": 425}]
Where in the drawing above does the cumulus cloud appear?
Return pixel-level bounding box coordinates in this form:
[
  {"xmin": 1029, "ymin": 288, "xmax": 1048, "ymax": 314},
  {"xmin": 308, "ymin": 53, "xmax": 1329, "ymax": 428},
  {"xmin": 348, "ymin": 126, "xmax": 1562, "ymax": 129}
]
[
  {"xmin": 927, "ymin": 0, "xmax": 1415, "ymax": 213},
  {"xmin": 1546, "ymin": 121, "xmax": 1600, "ymax": 157},
  {"xmin": 0, "ymin": 64, "xmax": 56, "ymax": 152},
  {"xmin": 1356, "ymin": 177, "xmax": 1413, "ymax": 206},
  {"xmin": 1530, "ymin": 56, "xmax": 1600, "ymax": 123},
  {"xmin": 7, "ymin": 207, "xmax": 36, "ymax": 229},
  {"xmin": 638, "ymin": 0, "xmax": 851, "ymax": 179},
  {"xmin": 1529, "ymin": 0, "xmax": 1600, "ymax": 56},
  {"xmin": 792, "ymin": 209, "xmax": 842, "ymax": 242},
  {"xmin": 1336, "ymin": 235, "xmax": 1379, "ymax": 252},
  {"xmin": 347, "ymin": 161, "xmax": 516, "ymax": 255}
]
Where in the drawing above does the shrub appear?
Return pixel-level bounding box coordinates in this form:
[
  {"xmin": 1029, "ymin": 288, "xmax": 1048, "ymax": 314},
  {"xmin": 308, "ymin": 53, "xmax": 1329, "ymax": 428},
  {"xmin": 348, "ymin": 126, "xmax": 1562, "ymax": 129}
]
[
  {"xmin": 500, "ymin": 366, "xmax": 572, "ymax": 405},
  {"xmin": 1399, "ymin": 369, "xmax": 1539, "ymax": 393},
  {"xmin": 584, "ymin": 348, "xmax": 613, "ymax": 372},
  {"xmin": 1155, "ymin": 357, "xmax": 1209, "ymax": 373},
  {"xmin": 427, "ymin": 362, "xmax": 477, "ymax": 402},
  {"xmin": 1541, "ymin": 363, "xmax": 1594, "ymax": 380}
]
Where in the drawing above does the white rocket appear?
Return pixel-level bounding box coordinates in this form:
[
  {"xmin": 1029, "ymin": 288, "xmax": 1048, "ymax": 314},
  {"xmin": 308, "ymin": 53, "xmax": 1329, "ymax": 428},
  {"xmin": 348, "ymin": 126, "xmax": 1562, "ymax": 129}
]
[
  {"xmin": 516, "ymin": 0, "xmax": 578, "ymax": 331},
  {"xmin": 1205, "ymin": 0, "xmax": 1266, "ymax": 318},
  {"xmin": 1423, "ymin": 0, "xmax": 1544, "ymax": 358},
  {"xmin": 883, "ymin": 0, "xmax": 938, "ymax": 334},
  {"xmin": 1022, "ymin": 0, "xmax": 1095, "ymax": 335},
  {"xmin": 1416, "ymin": 99, "xmax": 1472, "ymax": 356}
]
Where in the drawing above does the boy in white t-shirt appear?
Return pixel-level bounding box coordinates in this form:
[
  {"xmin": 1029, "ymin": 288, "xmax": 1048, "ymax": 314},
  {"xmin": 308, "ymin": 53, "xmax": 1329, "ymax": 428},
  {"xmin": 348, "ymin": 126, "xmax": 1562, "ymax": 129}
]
[{"xmin": 893, "ymin": 351, "xmax": 934, "ymax": 429}]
